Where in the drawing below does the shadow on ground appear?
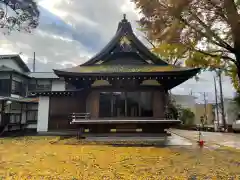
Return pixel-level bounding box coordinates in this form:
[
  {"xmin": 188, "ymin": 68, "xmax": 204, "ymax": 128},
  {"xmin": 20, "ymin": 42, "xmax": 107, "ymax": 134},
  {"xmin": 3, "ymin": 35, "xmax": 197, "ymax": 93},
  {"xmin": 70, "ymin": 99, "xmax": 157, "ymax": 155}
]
[{"xmin": 48, "ymin": 134, "xmax": 193, "ymax": 149}]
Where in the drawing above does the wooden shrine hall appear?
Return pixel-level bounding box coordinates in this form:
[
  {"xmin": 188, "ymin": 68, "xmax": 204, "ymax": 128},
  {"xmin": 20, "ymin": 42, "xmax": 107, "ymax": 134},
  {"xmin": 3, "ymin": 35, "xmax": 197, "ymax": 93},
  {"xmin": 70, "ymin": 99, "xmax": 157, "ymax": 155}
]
[{"xmin": 31, "ymin": 15, "xmax": 200, "ymax": 135}]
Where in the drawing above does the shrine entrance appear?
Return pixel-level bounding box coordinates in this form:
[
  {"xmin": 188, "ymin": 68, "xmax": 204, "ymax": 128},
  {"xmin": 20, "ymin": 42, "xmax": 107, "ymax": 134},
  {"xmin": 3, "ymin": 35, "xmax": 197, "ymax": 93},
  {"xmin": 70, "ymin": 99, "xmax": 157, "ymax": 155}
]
[{"xmin": 99, "ymin": 91, "xmax": 153, "ymax": 118}]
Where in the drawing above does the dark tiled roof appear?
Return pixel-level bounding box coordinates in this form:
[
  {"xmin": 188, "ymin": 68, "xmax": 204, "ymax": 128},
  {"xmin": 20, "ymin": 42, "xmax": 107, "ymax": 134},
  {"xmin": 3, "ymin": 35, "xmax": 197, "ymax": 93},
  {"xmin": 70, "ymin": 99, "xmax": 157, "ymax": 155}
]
[
  {"xmin": 28, "ymin": 72, "xmax": 59, "ymax": 79},
  {"xmin": 81, "ymin": 15, "xmax": 168, "ymax": 66}
]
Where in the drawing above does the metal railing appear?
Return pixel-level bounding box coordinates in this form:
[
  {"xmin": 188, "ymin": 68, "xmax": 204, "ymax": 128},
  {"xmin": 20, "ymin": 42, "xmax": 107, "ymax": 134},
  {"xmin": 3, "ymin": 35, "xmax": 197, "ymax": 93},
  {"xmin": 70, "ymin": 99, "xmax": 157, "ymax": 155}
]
[{"xmin": 70, "ymin": 112, "xmax": 90, "ymax": 124}]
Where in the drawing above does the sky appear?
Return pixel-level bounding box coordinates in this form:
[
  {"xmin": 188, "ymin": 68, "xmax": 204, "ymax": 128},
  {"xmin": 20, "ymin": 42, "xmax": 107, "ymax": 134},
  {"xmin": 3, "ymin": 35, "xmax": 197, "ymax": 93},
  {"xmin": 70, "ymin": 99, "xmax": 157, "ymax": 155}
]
[{"xmin": 0, "ymin": 0, "xmax": 236, "ymax": 103}]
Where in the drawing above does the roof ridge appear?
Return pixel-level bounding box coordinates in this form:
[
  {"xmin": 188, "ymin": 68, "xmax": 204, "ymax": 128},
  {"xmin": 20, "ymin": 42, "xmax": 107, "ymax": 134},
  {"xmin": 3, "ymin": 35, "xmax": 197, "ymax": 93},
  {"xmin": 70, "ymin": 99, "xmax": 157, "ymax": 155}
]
[
  {"xmin": 81, "ymin": 15, "xmax": 168, "ymax": 66},
  {"xmin": 0, "ymin": 54, "xmax": 20, "ymax": 57},
  {"xmin": 0, "ymin": 54, "xmax": 30, "ymax": 72}
]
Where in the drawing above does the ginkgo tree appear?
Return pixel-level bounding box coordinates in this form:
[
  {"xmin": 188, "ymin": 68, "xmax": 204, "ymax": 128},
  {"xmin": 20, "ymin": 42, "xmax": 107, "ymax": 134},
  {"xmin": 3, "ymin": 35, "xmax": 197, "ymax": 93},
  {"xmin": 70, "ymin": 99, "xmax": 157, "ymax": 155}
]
[{"xmin": 133, "ymin": 0, "xmax": 240, "ymax": 90}]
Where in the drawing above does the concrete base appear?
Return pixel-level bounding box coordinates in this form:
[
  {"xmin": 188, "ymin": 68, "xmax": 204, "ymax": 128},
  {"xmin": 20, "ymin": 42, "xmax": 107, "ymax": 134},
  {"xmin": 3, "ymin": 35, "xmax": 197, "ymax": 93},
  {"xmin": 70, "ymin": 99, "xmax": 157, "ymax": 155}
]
[
  {"xmin": 38, "ymin": 131, "xmax": 169, "ymax": 137},
  {"xmin": 85, "ymin": 136, "xmax": 167, "ymax": 142},
  {"xmin": 71, "ymin": 119, "xmax": 180, "ymax": 124}
]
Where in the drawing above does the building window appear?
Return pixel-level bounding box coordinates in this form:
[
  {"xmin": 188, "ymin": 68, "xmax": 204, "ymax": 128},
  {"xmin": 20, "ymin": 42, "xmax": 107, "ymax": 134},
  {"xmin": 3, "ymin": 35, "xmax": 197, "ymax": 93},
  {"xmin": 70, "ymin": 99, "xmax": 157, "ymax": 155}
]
[
  {"xmin": 99, "ymin": 91, "xmax": 153, "ymax": 118},
  {"xmin": 37, "ymin": 84, "xmax": 51, "ymax": 91},
  {"xmin": 28, "ymin": 81, "xmax": 51, "ymax": 91},
  {"xmin": 11, "ymin": 80, "xmax": 22, "ymax": 95},
  {"xmin": 0, "ymin": 79, "xmax": 10, "ymax": 96},
  {"xmin": 26, "ymin": 110, "xmax": 38, "ymax": 122},
  {"xmin": 9, "ymin": 113, "xmax": 21, "ymax": 124}
]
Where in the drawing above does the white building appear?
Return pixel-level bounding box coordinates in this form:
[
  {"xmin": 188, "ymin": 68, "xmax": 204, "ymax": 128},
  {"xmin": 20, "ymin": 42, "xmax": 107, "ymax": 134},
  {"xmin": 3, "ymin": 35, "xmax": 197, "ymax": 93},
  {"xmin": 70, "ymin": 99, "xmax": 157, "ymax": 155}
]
[{"xmin": 0, "ymin": 54, "xmax": 65, "ymax": 133}]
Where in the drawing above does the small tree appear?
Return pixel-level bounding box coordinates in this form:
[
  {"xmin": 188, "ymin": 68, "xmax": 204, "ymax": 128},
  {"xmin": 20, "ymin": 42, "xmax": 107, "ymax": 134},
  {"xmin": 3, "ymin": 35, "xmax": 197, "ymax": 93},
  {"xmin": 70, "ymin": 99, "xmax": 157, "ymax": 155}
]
[
  {"xmin": 230, "ymin": 93, "xmax": 240, "ymax": 121},
  {"xmin": 165, "ymin": 95, "xmax": 181, "ymax": 119},
  {"xmin": 179, "ymin": 108, "xmax": 195, "ymax": 126}
]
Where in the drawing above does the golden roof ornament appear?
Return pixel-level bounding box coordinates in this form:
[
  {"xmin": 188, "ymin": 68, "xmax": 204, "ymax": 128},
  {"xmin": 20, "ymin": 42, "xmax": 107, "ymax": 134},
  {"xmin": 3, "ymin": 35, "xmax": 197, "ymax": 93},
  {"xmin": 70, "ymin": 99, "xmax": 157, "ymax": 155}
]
[{"xmin": 120, "ymin": 36, "xmax": 131, "ymax": 46}]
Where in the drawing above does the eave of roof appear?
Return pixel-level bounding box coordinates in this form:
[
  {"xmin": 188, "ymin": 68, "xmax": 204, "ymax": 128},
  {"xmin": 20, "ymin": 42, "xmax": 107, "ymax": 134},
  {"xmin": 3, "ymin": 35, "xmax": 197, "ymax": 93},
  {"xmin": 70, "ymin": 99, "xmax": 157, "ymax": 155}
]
[
  {"xmin": 54, "ymin": 65, "xmax": 200, "ymax": 75},
  {"xmin": 28, "ymin": 72, "xmax": 59, "ymax": 79},
  {"xmin": 0, "ymin": 96, "xmax": 38, "ymax": 103},
  {"xmin": 0, "ymin": 54, "xmax": 30, "ymax": 72},
  {"xmin": 0, "ymin": 65, "xmax": 31, "ymax": 78},
  {"xmin": 29, "ymin": 89, "xmax": 84, "ymax": 97}
]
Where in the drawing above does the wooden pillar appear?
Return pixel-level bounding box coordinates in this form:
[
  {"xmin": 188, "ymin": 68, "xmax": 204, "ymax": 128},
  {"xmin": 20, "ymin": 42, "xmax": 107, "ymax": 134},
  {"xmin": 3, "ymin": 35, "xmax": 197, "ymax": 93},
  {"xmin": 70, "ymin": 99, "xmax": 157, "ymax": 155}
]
[
  {"xmin": 153, "ymin": 91, "xmax": 165, "ymax": 118},
  {"xmin": 20, "ymin": 103, "xmax": 23, "ymax": 129},
  {"xmin": 88, "ymin": 91, "xmax": 99, "ymax": 119},
  {"xmin": 1, "ymin": 101, "xmax": 5, "ymax": 126},
  {"xmin": 138, "ymin": 92, "xmax": 141, "ymax": 117},
  {"xmin": 124, "ymin": 92, "xmax": 127, "ymax": 117},
  {"xmin": 111, "ymin": 93, "xmax": 114, "ymax": 117}
]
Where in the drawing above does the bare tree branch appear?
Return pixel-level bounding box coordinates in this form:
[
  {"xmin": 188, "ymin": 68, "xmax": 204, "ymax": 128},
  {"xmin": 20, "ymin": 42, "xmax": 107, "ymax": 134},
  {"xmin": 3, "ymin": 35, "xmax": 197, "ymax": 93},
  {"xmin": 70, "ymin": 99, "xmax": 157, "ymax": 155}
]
[
  {"xmin": 207, "ymin": 0, "xmax": 228, "ymax": 22},
  {"xmin": 190, "ymin": 11, "xmax": 234, "ymax": 52},
  {"xmin": 143, "ymin": 36, "xmax": 156, "ymax": 48}
]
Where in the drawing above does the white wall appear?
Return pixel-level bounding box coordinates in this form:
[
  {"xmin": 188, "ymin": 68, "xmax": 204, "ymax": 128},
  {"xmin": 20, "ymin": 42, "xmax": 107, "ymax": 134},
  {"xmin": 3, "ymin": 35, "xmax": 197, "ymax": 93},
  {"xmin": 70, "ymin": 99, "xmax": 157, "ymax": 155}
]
[
  {"xmin": 51, "ymin": 79, "xmax": 66, "ymax": 91},
  {"xmin": 37, "ymin": 96, "xmax": 49, "ymax": 132},
  {"xmin": 0, "ymin": 59, "xmax": 24, "ymax": 72}
]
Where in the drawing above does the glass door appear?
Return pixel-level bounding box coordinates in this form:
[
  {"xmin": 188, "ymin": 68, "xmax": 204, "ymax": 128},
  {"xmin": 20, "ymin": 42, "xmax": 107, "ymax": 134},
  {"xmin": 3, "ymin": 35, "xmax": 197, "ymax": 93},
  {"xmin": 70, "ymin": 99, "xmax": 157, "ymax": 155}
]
[
  {"xmin": 99, "ymin": 91, "xmax": 153, "ymax": 118},
  {"xmin": 113, "ymin": 92, "xmax": 126, "ymax": 117}
]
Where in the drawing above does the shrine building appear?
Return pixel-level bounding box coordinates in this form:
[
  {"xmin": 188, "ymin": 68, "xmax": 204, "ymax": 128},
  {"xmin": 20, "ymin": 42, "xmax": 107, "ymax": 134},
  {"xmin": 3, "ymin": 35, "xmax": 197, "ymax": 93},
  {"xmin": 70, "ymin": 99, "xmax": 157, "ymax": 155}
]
[{"xmin": 30, "ymin": 15, "xmax": 200, "ymax": 135}]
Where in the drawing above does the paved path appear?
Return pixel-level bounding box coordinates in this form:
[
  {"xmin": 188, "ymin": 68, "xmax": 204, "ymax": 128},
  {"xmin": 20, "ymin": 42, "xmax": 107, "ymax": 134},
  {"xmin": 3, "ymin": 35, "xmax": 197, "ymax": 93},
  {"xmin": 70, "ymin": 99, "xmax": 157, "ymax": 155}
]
[{"xmin": 169, "ymin": 129, "xmax": 240, "ymax": 149}]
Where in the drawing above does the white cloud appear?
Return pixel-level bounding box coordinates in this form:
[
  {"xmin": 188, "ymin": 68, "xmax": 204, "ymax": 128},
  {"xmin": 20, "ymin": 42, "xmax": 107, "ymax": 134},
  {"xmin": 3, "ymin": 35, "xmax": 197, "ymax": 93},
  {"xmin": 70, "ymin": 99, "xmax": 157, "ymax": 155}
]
[
  {"xmin": 38, "ymin": 0, "xmax": 68, "ymax": 18},
  {"xmin": 0, "ymin": 0, "xmax": 235, "ymax": 98},
  {"xmin": 172, "ymin": 71, "xmax": 235, "ymax": 101}
]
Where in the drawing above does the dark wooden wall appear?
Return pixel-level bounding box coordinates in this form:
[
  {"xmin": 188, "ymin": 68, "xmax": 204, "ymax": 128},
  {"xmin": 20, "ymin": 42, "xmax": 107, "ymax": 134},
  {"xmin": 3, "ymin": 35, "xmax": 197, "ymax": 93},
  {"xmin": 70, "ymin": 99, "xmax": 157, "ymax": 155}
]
[
  {"xmin": 153, "ymin": 90, "xmax": 166, "ymax": 118},
  {"xmin": 48, "ymin": 92, "xmax": 88, "ymax": 130},
  {"xmin": 48, "ymin": 88, "xmax": 167, "ymax": 131}
]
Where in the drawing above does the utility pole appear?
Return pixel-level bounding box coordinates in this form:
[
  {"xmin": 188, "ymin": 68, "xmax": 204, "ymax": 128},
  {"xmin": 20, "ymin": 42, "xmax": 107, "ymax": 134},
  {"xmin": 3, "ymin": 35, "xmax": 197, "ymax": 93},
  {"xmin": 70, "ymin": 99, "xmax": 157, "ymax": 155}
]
[
  {"xmin": 190, "ymin": 90, "xmax": 193, "ymax": 96},
  {"xmin": 213, "ymin": 76, "xmax": 219, "ymax": 129},
  {"xmin": 33, "ymin": 52, "xmax": 36, "ymax": 72},
  {"xmin": 193, "ymin": 92, "xmax": 208, "ymax": 124},
  {"xmin": 218, "ymin": 70, "xmax": 226, "ymax": 130},
  {"xmin": 203, "ymin": 92, "xmax": 207, "ymax": 123}
]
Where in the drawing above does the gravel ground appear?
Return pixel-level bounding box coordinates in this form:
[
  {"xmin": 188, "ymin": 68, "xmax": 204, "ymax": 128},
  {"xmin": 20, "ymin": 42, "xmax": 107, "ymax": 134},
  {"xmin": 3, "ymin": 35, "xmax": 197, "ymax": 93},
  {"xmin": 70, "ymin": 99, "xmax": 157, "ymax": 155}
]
[{"xmin": 0, "ymin": 136, "xmax": 239, "ymax": 179}]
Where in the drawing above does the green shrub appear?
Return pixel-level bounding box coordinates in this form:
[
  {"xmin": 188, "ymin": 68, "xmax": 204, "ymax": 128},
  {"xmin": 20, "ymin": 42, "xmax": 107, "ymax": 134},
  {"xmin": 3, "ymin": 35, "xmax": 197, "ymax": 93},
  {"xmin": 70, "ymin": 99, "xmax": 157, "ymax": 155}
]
[{"xmin": 179, "ymin": 108, "xmax": 195, "ymax": 126}]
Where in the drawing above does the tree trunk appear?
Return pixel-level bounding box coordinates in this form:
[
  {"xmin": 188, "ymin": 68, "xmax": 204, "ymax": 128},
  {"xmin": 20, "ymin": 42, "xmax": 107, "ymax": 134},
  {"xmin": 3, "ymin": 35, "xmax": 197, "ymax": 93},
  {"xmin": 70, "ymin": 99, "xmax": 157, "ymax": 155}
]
[
  {"xmin": 224, "ymin": 0, "xmax": 240, "ymax": 85},
  {"xmin": 237, "ymin": 67, "xmax": 240, "ymax": 85},
  {"xmin": 235, "ymin": 53, "xmax": 240, "ymax": 86}
]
